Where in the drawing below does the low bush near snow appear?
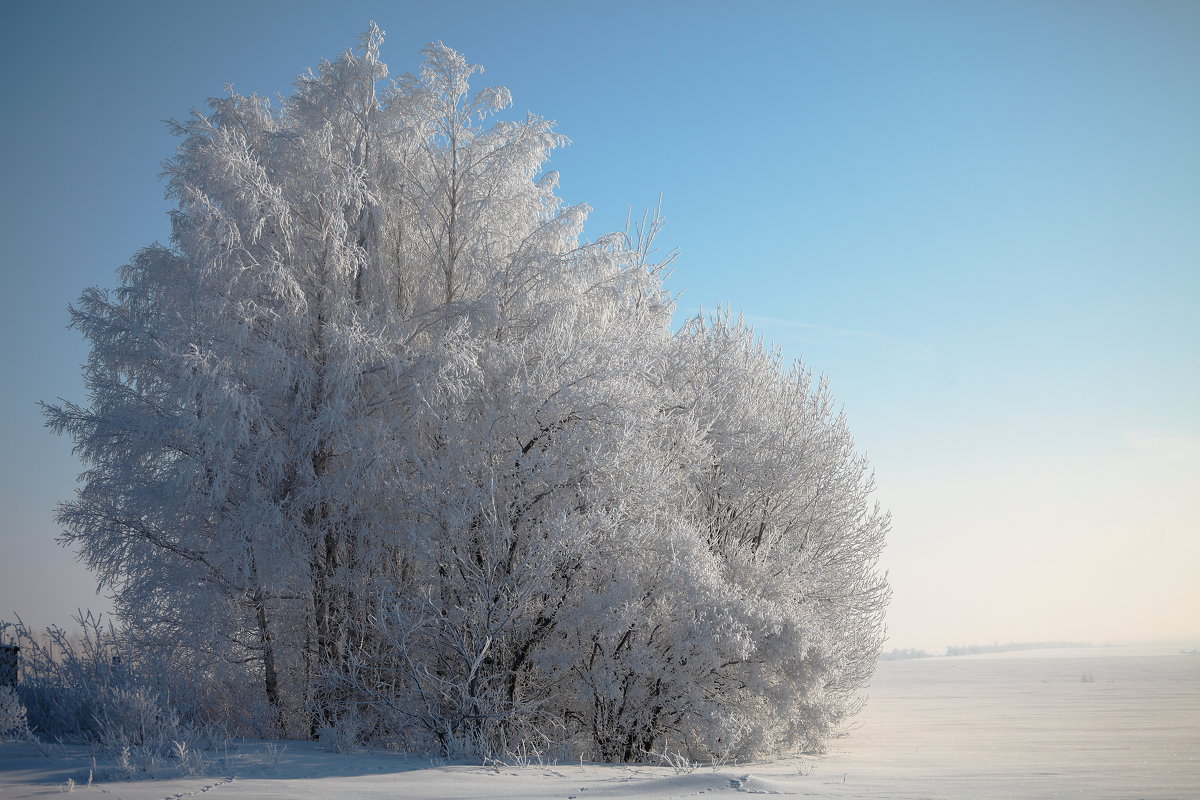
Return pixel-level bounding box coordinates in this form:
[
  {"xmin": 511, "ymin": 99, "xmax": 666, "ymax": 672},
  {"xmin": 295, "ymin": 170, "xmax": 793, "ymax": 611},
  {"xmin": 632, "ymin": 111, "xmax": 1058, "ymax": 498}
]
[
  {"xmin": 0, "ymin": 685, "xmax": 31, "ymax": 741},
  {"xmin": 1, "ymin": 614, "xmax": 240, "ymax": 775}
]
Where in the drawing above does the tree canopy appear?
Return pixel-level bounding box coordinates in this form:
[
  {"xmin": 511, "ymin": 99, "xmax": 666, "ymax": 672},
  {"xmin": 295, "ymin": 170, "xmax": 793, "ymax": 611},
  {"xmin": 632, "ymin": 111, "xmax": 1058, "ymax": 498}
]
[{"xmin": 44, "ymin": 27, "xmax": 889, "ymax": 761}]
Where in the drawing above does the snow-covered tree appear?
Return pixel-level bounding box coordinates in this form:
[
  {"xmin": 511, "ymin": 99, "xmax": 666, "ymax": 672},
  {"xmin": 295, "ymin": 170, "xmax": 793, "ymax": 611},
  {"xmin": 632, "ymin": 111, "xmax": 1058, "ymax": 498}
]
[{"xmin": 45, "ymin": 27, "xmax": 889, "ymax": 759}]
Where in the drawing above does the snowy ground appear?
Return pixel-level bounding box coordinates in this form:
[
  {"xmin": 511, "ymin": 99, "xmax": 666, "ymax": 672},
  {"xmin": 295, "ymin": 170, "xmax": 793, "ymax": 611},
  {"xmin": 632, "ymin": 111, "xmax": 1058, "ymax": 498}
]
[{"xmin": 2, "ymin": 645, "xmax": 1197, "ymax": 799}]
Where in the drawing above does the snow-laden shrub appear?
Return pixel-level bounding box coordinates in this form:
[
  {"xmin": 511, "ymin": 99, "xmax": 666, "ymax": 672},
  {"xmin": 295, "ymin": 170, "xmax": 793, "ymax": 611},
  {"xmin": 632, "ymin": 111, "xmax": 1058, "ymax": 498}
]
[
  {"xmin": 0, "ymin": 614, "xmax": 224, "ymax": 776},
  {"xmin": 315, "ymin": 710, "xmax": 367, "ymax": 754},
  {"xmin": 0, "ymin": 686, "xmax": 31, "ymax": 741}
]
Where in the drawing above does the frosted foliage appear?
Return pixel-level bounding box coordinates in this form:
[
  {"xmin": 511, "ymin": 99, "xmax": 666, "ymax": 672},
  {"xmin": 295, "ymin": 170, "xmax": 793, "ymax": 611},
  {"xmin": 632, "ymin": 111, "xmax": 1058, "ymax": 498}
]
[
  {"xmin": 0, "ymin": 687, "xmax": 29, "ymax": 741},
  {"xmin": 42, "ymin": 27, "xmax": 889, "ymax": 760}
]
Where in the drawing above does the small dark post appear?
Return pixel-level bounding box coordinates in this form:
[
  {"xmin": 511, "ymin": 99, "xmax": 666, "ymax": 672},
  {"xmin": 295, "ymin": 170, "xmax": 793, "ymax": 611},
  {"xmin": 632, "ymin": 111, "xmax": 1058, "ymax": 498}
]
[{"xmin": 0, "ymin": 645, "xmax": 18, "ymax": 688}]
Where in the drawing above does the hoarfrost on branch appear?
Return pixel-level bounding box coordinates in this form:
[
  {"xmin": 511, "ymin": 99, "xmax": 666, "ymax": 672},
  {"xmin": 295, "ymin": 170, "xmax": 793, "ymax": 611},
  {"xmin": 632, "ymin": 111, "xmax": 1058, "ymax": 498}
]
[{"xmin": 43, "ymin": 26, "xmax": 890, "ymax": 761}]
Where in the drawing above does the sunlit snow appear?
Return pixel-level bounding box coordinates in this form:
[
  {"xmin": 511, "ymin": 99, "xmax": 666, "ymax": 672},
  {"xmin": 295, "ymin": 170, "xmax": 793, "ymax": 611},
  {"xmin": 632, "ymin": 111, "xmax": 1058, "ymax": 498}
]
[{"xmin": 3, "ymin": 646, "xmax": 1196, "ymax": 799}]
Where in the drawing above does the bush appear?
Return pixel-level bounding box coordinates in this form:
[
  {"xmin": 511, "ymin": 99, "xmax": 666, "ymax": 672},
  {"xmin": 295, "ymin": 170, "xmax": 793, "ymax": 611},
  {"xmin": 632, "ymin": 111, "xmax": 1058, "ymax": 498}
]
[
  {"xmin": 0, "ymin": 685, "xmax": 31, "ymax": 741},
  {"xmin": 0, "ymin": 613, "xmax": 222, "ymax": 776}
]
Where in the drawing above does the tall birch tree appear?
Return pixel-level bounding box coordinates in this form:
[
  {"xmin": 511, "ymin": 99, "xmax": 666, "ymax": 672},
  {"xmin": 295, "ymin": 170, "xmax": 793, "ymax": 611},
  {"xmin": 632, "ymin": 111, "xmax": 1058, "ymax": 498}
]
[{"xmin": 45, "ymin": 27, "xmax": 889, "ymax": 758}]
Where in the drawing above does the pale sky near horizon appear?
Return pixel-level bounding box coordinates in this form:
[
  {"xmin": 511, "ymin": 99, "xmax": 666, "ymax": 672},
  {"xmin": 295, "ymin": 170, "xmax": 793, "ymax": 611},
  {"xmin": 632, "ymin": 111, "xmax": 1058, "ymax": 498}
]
[{"xmin": 1, "ymin": 0, "xmax": 1196, "ymax": 653}]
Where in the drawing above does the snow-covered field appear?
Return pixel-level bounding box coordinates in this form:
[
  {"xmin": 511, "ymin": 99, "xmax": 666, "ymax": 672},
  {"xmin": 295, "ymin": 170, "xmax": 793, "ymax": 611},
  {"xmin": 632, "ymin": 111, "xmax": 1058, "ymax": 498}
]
[{"xmin": 3, "ymin": 645, "xmax": 1196, "ymax": 799}]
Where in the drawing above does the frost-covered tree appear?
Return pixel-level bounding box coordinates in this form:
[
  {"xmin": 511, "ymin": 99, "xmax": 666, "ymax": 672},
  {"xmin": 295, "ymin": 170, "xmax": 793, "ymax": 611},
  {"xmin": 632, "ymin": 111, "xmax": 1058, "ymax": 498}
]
[{"xmin": 45, "ymin": 27, "xmax": 889, "ymax": 759}]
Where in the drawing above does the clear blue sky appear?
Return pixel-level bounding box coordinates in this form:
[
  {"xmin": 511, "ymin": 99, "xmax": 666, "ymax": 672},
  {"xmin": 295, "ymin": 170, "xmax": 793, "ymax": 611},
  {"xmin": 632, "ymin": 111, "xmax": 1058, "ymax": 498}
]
[{"xmin": 1, "ymin": 0, "xmax": 1197, "ymax": 651}]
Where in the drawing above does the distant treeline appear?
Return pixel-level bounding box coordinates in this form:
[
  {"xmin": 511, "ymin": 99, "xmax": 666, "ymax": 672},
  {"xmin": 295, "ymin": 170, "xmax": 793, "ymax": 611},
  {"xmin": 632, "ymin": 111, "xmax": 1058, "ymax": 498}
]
[
  {"xmin": 880, "ymin": 641, "xmax": 1092, "ymax": 660},
  {"xmin": 879, "ymin": 648, "xmax": 932, "ymax": 660},
  {"xmin": 944, "ymin": 641, "xmax": 1090, "ymax": 656}
]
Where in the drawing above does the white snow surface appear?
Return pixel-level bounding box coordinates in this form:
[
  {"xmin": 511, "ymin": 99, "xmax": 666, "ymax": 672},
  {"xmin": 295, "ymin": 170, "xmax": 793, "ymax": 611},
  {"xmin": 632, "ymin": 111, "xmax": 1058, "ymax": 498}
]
[{"xmin": 2, "ymin": 646, "xmax": 1196, "ymax": 799}]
